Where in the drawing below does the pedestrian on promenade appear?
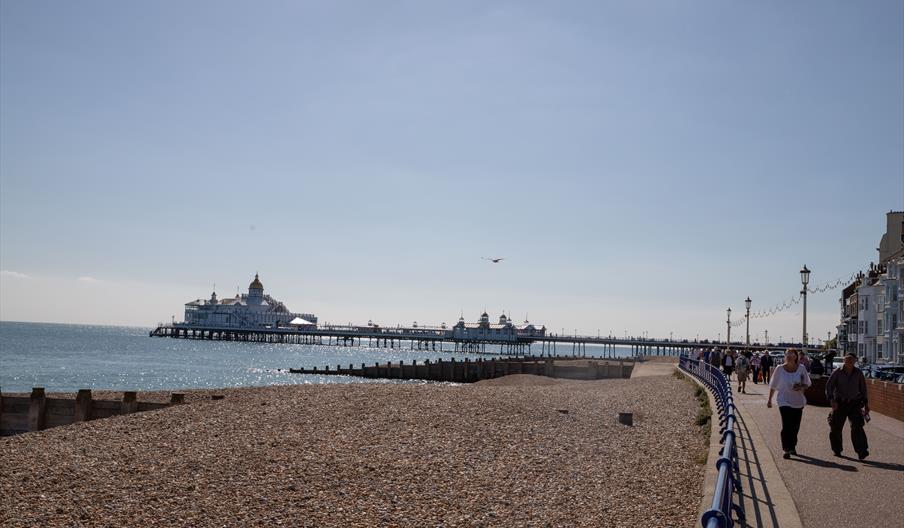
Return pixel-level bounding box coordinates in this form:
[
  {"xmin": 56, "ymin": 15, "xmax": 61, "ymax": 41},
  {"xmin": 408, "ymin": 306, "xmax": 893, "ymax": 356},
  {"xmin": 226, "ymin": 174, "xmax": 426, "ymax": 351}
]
[
  {"xmin": 750, "ymin": 353, "xmax": 761, "ymax": 384},
  {"xmin": 722, "ymin": 349, "xmax": 734, "ymax": 380},
  {"xmin": 767, "ymin": 349, "xmax": 812, "ymax": 459},
  {"xmin": 799, "ymin": 352, "xmax": 811, "ymax": 372},
  {"xmin": 761, "ymin": 351, "xmax": 774, "ymax": 384},
  {"xmin": 825, "ymin": 353, "xmax": 870, "ymax": 460},
  {"xmin": 736, "ymin": 352, "xmax": 750, "ymax": 394},
  {"xmin": 710, "ymin": 348, "xmax": 722, "ymax": 370},
  {"xmin": 824, "ymin": 349, "xmax": 837, "ymax": 372}
]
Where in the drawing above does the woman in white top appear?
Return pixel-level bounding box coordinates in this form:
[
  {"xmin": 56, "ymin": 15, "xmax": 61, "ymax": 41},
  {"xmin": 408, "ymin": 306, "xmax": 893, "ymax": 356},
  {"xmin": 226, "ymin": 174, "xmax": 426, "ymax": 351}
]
[{"xmin": 767, "ymin": 349, "xmax": 812, "ymax": 459}]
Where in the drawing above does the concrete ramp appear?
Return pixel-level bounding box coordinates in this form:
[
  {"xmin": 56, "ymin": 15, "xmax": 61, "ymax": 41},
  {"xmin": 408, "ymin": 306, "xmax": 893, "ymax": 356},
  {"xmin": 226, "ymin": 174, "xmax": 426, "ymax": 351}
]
[{"xmin": 630, "ymin": 357, "xmax": 678, "ymax": 378}]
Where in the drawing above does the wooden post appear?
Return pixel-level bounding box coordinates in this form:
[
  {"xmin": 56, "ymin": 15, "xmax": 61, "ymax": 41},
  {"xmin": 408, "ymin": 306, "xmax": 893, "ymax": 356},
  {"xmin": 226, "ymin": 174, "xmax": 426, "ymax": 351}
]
[
  {"xmin": 28, "ymin": 387, "xmax": 46, "ymax": 432},
  {"xmin": 618, "ymin": 412, "xmax": 633, "ymax": 426},
  {"xmin": 170, "ymin": 393, "xmax": 185, "ymax": 405},
  {"xmin": 121, "ymin": 391, "xmax": 138, "ymax": 414},
  {"xmin": 74, "ymin": 389, "xmax": 93, "ymax": 421}
]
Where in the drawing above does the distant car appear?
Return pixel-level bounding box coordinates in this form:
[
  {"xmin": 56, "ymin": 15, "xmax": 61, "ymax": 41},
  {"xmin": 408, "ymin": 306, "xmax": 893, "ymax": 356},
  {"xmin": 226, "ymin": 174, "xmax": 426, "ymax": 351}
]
[{"xmin": 871, "ymin": 365, "xmax": 904, "ymax": 382}]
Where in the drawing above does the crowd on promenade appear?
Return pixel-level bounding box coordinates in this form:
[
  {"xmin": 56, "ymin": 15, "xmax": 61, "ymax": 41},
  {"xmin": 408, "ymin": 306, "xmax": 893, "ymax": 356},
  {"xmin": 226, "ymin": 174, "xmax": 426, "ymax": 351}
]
[{"xmin": 686, "ymin": 347, "xmax": 872, "ymax": 461}]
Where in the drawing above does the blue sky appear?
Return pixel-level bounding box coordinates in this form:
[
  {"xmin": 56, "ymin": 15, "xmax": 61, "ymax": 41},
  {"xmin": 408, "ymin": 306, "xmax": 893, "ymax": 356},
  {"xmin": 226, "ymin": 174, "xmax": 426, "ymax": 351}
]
[{"xmin": 1, "ymin": 1, "xmax": 902, "ymax": 342}]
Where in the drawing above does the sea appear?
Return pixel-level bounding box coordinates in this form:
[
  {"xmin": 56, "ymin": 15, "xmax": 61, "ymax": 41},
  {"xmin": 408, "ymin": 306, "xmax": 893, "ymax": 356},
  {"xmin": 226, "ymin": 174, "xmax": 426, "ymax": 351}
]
[{"xmin": 0, "ymin": 321, "xmax": 636, "ymax": 393}]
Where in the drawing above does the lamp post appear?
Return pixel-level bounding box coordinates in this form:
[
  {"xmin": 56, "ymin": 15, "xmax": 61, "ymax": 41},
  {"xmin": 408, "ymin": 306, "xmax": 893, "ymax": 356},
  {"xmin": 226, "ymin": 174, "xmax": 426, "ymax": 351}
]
[
  {"xmin": 745, "ymin": 297, "xmax": 751, "ymax": 348},
  {"xmin": 801, "ymin": 265, "xmax": 810, "ymax": 355},
  {"xmin": 726, "ymin": 307, "xmax": 732, "ymax": 346}
]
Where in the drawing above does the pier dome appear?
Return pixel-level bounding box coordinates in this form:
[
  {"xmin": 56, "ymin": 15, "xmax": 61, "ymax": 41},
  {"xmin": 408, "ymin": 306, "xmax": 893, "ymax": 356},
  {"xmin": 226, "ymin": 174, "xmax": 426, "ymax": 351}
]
[{"xmin": 249, "ymin": 274, "xmax": 264, "ymax": 291}]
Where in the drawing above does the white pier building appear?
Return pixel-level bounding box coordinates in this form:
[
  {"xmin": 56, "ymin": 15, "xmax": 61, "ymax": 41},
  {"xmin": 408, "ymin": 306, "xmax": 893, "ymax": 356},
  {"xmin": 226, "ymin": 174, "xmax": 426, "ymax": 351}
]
[
  {"xmin": 183, "ymin": 274, "xmax": 317, "ymax": 328},
  {"xmin": 452, "ymin": 312, "xmax": 546, "ymax": 342}
]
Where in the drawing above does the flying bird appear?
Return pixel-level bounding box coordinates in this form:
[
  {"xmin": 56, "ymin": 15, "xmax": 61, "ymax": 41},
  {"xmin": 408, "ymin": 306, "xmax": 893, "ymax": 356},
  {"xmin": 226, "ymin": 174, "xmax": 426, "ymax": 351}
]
[{"xmin": 483, "ymin": 257, "xmax": 505, "ymax": 263}]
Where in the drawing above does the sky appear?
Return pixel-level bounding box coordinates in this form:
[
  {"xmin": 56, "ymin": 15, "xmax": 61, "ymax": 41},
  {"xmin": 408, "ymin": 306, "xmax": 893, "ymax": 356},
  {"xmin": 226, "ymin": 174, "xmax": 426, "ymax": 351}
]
[{"xmin": 1, "ymin": 0, "xmax": 902, "ymax": 343}]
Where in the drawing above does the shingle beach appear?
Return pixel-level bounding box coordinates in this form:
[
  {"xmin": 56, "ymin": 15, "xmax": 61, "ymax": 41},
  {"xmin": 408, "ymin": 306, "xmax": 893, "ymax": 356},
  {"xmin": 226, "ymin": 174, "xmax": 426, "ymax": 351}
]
[{"xmin": 1, "ymin": 374, "xmax": 705, "ymax": 527}]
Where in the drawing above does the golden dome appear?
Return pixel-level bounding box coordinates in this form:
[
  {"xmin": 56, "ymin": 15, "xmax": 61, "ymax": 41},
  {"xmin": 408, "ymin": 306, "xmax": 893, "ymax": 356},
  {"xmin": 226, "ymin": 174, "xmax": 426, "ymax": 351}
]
[{"xmin": 249, "ymin": 273, "xmax": 264, "ymax": 290}]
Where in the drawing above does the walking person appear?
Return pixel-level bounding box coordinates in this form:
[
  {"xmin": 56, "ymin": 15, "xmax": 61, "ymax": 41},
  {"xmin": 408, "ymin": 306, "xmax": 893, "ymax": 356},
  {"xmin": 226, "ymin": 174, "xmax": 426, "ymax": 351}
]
[
  {"xmin": 761, "ymin": 351, "xmax": 774, "ymax": 384},
  {"xmin": 710, "ymin": 348, "xmax": 722, "ymax": 370},
  {"xmin": 722, "ymin": 349, "xmax": 734, "ymax": 380},
  {"xmin": 736, "ymin": 352, "xmax": 750, "ymax": 394},
  {"xmin": 825, "ymin": 353, "xmax": 870, "ymax": 460},
  {"xmin": 750, "ymin": 352, "xmax": 761, "ymax": 384},
  {"xmin": 767, "ymin": 349, "xmax": 812, "ymax": 459},
  {"xmin": 799, "ymin": 351, "xmax": 811, "ymax": 372}
]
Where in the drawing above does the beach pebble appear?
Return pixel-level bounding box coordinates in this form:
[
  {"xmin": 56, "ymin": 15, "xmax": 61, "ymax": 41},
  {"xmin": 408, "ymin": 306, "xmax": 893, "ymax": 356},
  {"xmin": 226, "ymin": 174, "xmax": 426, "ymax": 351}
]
[{"xmin": 1, "ymin": 375, "xmax": 705, "ymax": 527}]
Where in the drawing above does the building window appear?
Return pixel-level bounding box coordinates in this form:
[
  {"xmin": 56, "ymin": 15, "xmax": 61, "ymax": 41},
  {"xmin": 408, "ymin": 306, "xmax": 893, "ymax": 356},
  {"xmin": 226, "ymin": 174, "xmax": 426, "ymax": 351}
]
[
  {"xmin": 878, "ymin": 344, "xmax": 883, "ymax": 358},
  {"xmin": 859, "ymin": 343, "xmax": 864, "ymax": 355}
]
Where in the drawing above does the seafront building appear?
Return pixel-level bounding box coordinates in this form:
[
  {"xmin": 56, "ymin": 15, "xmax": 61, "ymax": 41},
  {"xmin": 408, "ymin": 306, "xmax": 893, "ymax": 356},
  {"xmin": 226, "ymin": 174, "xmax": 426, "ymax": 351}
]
[
  {"xmin": 838, "ymin": 211, "xmax": 904, "ymax": 363},
  {"xmin": 183, "ymin": 274, "xmax": 318, "ymax": 328},
  {"xmin": 838, "ymin": 275, "xmax": 862, "ymax": 357}
]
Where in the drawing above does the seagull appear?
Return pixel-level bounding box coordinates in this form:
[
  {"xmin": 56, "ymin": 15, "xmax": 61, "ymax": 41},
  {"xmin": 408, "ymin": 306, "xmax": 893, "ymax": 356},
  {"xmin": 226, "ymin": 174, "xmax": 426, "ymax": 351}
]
[{"xmin": 483, "ymin": 257, "xmax": 504, "ymax": 263}]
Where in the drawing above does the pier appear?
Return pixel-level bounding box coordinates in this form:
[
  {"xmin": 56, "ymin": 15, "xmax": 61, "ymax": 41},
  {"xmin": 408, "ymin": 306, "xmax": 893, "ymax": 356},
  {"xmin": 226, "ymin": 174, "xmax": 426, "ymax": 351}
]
[{"xmin": 150, "ymin": 323, "xmax": 789, "ymax": 356}]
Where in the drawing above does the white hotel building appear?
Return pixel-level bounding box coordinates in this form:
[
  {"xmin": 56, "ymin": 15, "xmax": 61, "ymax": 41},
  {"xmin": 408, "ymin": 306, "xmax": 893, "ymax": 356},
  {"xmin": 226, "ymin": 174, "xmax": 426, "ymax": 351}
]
[{"xmin": 847, "ymin": 211, "xmax": 903, "ymax": 364}]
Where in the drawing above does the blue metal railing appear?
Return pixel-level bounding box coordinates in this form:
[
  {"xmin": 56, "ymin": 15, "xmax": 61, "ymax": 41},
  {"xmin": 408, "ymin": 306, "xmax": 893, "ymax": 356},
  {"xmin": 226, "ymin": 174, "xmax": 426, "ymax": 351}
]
[{"xmin": 679, "ymin": 355, "xmax": 744, "ymax": 528}]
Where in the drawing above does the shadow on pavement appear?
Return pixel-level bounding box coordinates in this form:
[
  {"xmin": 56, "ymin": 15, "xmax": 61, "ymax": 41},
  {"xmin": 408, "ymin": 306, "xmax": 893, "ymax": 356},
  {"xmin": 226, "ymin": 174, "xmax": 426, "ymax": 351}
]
[
  {"xmin": 734, "ymin": 410, "xmax": 780, "ymax": 528},
  {"xmin": 790, "ymin": 453, "xmax": 857, "ymax": 472},
  {"xmin": 843, "ymin": 457, "xmax": 904, "ymax": 472}
]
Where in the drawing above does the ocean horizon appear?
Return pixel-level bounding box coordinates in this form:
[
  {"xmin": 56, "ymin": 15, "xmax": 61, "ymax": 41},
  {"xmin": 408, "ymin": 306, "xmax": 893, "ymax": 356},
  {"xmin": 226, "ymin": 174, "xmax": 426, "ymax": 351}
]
[{"xmin": 0, "ymin": 321, "xmax": 636, "ymax": 392}]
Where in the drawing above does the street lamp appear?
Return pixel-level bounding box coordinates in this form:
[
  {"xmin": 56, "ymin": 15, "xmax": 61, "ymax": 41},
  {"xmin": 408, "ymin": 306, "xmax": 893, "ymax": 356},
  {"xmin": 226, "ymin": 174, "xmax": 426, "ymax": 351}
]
[
  {"xmin": 801, "ymin": 265, "xmax": 810, "ymax": 355},
  {"xmin": 726, "ymin": 307, "xmax": 732, "ymax": 346},
  {"xmin": 745, "ymin": 297, "xmax": 752, "ymax": 348}
]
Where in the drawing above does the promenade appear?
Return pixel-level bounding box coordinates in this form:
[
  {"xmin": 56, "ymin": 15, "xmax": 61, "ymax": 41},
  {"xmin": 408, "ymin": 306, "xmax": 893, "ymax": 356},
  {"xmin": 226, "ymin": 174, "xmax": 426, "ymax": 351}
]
[{"xmin": 732, "ymin": 378, "xmax": 904, "ymax": 528}]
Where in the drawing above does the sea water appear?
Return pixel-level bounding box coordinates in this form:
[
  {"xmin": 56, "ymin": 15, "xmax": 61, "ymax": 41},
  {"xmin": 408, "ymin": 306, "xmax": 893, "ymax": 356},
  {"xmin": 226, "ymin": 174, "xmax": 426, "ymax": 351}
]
[{"xmin": 0, "ymin": 321, "xmax": 636, "ymax": 392}]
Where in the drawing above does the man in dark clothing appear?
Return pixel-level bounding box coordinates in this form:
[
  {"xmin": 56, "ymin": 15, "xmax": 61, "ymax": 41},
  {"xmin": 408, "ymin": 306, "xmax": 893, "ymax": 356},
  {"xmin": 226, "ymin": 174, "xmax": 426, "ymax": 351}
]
[
  {"xmin": 825, "ymin": 353, "xmax": 870, "ymax": 459},
  {"xmin": 760, "ymin": 352, "xmax": 773, "ymax": 384}
]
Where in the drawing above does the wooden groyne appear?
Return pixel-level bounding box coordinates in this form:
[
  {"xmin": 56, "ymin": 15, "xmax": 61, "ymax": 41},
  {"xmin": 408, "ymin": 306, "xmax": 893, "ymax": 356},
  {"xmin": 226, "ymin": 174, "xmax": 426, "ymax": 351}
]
[
  {"xmin": 289, "ymin": 355, "xmax": 634, "ymax": 383},
  {"xmin": 0, "ymin": 388, "xmax": 206, "ymax": 436}
]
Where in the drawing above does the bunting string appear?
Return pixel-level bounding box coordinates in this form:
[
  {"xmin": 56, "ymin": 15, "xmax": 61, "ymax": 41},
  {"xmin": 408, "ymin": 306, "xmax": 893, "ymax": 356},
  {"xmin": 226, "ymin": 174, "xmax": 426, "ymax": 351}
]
[{"xmin": 730, "ymin": 270, "xmax": 863, "ymax": 323}]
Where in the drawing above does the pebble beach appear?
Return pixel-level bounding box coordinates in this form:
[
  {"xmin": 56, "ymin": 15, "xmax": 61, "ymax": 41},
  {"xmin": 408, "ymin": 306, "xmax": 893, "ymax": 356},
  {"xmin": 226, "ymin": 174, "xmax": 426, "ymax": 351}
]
[{"xmin": 1, "ymin": 374, "xmax": 706, "ymax": 527}]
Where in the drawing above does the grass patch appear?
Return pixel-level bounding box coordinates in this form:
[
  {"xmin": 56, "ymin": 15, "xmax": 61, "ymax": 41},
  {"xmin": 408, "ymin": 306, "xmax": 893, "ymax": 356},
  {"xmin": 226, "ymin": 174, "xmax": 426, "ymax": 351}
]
[{"xmin": 678, "ymin": 371, "xmax": 713, "ymax": 465}]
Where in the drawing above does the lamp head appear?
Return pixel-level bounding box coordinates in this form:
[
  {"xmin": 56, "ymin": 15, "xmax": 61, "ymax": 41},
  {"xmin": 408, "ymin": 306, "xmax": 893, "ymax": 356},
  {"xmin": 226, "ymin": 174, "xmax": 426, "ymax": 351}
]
[
  {"xmin": 800, "ymin": 265, "xmax": 810, "ymax": 286},
  {"xmin": 745, "ymin": 297, "xmax": 752, "ymax": 310}
]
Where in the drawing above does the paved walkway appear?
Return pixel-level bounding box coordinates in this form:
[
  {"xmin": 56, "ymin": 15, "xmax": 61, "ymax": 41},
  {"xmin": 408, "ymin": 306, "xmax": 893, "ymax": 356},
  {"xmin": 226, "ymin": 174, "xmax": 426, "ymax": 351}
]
[{"xmin": 732, "ymin": 378, "xmax": 904, "ymax": 528}]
